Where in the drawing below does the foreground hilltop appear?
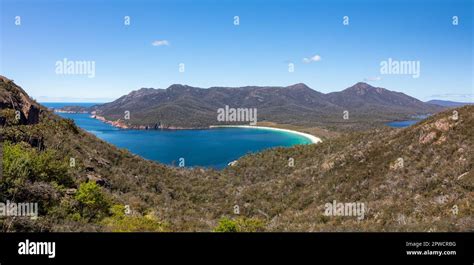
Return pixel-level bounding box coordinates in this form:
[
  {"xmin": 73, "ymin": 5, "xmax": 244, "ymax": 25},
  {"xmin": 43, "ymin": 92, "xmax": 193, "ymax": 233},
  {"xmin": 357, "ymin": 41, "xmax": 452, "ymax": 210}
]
[
  {"xmin": 228, "ymin": 105, "xmax": 473, "ymax": 231},
  {"xmin": 0, "ymin": 77, "xmax": 472, "ymax": 232},
  {"xmin": 89, "ymin": 82, "xmax": 443, "ymax": 131}
]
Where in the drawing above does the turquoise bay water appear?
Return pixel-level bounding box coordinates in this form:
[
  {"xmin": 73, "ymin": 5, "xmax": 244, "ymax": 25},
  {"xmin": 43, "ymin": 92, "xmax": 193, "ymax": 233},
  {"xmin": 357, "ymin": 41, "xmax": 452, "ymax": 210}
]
[{"xmin": 42, "ymin": 103, "xmax": 311, "ymax": 169}]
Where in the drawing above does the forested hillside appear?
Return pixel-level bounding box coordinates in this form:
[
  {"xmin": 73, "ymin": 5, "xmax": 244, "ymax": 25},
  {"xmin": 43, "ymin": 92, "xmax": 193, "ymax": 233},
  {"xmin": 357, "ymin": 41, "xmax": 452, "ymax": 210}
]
[{"xmin": 1, "ymin": 76, "xmax": 471, "ymax": 232}]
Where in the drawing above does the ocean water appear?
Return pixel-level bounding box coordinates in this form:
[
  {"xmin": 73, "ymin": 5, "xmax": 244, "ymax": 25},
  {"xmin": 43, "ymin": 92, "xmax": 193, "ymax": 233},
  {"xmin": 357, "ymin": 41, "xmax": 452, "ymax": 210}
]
[
  {"xmin": 385, "ymin": 114, "xmax": 430, "ymax": 128},
  {"xmin": 42, "ymin": 102, "xmax": 100, "ymax": 109},
  {"xmin": 42, "ymin": 103, "xmax": 311, "ymax": 169},
  {"xmin": 385, "ymin": 120, "xmax": 419, "ymax": 128}
]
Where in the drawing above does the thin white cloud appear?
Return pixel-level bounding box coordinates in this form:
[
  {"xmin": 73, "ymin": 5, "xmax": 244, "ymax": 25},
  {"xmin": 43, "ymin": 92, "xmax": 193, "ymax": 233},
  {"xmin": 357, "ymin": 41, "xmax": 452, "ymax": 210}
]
[
  {"xmin": 303, "ymin": 54, "xmax": 321, "ymax": 63},
  {"xmin": 152, "ymin": 40, "xmax": 170, "ymax": 46},
  {"xmin": 364, "ymin": 76, "xmax": 382, "ymax": 81}
]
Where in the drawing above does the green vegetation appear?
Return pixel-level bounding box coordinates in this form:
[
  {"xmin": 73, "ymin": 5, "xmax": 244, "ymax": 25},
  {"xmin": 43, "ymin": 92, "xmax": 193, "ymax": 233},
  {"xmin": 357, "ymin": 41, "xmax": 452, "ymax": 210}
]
[
  {"xmin": 0, "ymin": 76, "xmax": 472, "ymax": 232},
  {"xmin": 102, "ymin": 205, "xmax": 168, "ymax": 232},
  {"xmin": 213, "ymin": 217, "xmax": 266, "ymax": 232},
  {"xmin": 1, "ymin": 141, "xmax": 73, "ymax": 221},
  {"xmin": 75, "ymin": 182, "xmax": 111, "ymax": 221},
  {"xmin": 2, "ymin": 142, "xmax": 72, "ymax": 186}
]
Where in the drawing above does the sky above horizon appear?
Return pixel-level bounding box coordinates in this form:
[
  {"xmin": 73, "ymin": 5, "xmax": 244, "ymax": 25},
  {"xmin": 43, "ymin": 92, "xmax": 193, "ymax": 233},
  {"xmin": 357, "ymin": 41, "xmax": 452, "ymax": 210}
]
[{"xmin": 1, "ymin": 0, "xmax": 473, "ymax": 102}]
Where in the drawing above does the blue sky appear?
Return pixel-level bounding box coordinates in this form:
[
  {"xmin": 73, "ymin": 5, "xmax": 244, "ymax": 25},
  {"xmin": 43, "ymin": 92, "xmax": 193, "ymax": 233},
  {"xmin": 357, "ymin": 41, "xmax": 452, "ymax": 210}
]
[{"xmin": 1, "ymin": 0, "xmax": 472, "ymax": 102}]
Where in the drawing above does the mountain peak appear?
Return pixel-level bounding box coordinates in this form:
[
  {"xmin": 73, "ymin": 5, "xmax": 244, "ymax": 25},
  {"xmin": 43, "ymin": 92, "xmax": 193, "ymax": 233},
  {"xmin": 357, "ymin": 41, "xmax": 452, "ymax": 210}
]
[
  {"xmin": 167, "ymin": 84, "xmax": 193, "ymax": 91},
  {"xmin": 287, "ymin": 83, "xmax": 311, "ymax": 90},
  {"xmin": 351, "ymin": 82, "xmax": 374, "ymax": 89},
  {"xmin": 345, "ymin": 82, "xmax": 386, "ymax": 95},
  {"xmin": 125, "ymin": 87, "xmax": 157, "ymax": 99}
]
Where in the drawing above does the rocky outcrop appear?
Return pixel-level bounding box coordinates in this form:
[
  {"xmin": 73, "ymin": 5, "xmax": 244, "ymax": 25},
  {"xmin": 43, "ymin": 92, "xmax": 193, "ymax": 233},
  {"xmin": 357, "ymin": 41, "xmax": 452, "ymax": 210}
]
[
  {"xmin": 91, "ymin": 114, "xmax": 130, "ymax": 129},
  {"xmin": 86, "ymin": 174, "xmax": 111, "ymax": 188},
  {"xmin": 0, "ymin": 75, "xmax": 41, "ymax": 125}
]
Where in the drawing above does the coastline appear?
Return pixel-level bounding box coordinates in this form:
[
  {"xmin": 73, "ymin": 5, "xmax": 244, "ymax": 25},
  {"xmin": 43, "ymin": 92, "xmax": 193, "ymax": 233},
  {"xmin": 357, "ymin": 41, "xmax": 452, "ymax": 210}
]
[
  {"xmin": 209, "ymin": 125, "xmax": 322, "ymax": 144},
  {"xmin": 87, "ymin": 113, "xmax": 322, "ymax": 144},
  {"xmin": 91, "ymin": 114, "xmax": 130, "ymax": 129},
  {"xmin": 90, "ymin": 113, "xmax": 198, "ymax": 130}
]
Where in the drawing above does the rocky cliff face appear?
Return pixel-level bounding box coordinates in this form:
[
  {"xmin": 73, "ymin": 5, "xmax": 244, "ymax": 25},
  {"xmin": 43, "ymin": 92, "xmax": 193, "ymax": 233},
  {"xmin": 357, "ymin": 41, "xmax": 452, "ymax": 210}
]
[{"xmin": 0, "ymin": 75, "xmax": 41, "ymax": 125}]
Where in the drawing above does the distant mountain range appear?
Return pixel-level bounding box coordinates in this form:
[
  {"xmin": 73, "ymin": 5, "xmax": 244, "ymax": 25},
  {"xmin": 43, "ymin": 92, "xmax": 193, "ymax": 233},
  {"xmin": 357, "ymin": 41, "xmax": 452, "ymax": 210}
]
[
  {"xmin": 78, "ymin": 82, "xmax": 443, "ymax": 130},
  {"xmin": 426, "ymin": 100, "xmax": 474, "ymax": 108}
]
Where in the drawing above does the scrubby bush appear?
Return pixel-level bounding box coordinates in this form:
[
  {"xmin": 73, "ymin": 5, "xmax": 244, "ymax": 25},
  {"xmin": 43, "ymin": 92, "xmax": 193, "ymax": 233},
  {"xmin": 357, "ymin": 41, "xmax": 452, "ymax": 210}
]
[
  {"xmin": 101, "ymin": 205, "xmax": 168, "ymax": 232},
  {"xmin": 1, "ymin": 141, "xmax": 73, "ymax": 204},
  {"xmin": 75, "ymin": 182, "xmax": 111, "ymax": 221},
  {"xmin": 213, "ymin": 217, "xmax": 266, "ymax": 232},
  {"xmin": 0, "ymin": 108, "xmax": 20, "ymax": 126},
  {"xmin": 59, "ymin": 118, "xmax": 79, "ymax": 134},
  {"xmin": 2, "ymin": 141, "xmax": 72, "ymax": 186}
]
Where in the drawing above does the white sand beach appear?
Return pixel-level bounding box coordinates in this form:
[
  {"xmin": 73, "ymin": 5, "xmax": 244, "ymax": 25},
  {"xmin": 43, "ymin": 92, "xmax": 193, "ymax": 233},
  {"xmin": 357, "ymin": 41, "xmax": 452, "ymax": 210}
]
[{"xmin": 209, "ymin": 125, "xmax": 322, "ymax": 144}]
